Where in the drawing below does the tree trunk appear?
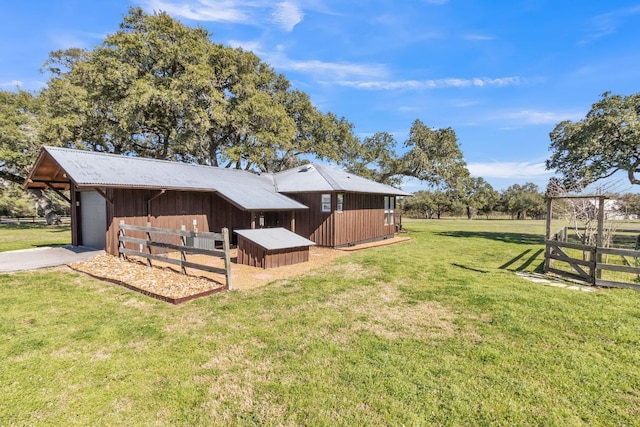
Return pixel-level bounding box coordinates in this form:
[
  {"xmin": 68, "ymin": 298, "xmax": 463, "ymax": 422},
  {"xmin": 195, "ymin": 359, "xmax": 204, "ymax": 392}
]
[{"xmin": 30, "ymin": 189, "xmax": 61, "ymax": 225}]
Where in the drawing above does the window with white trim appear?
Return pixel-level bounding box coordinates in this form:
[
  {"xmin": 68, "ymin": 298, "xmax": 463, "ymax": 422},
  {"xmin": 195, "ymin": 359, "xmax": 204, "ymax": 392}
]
[
  {"xmin": 321, "ymin": 193, "xmax": 331, "ymax": 212},
  {"xmin": 336, "ymin": 193, "xmax": 344, "ymax": 212},
  {"xmin": 384, "ymin": 196, "xmax": 395, "ymax": 225}
]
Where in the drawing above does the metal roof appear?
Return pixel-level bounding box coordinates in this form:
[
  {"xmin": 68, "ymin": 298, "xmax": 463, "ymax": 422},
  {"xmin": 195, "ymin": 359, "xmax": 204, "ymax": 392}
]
[
  {"xmin": 234, "ymin": 227, "xmax": 316, "ymax": 250},
  {"xmin": 26, "ymin": 146, "xmax": 308, "ymax": 211},
  {"xmin": 273, "ymin": 163, "xmax": 411, "ymax": 196}
]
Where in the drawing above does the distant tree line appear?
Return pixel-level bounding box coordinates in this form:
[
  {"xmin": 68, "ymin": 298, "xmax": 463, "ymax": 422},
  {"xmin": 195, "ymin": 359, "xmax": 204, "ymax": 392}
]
[{"xmin": 400, "ymin": 183, "xmax": 640, "ymax": 220}]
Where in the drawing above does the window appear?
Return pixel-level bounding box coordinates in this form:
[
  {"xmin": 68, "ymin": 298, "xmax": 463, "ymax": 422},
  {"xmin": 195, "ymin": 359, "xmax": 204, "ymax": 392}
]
[
  {"xmin": 336, "ymin": 193, "xmax": 344, "ymax": 212},
  {"xmin": 384, "ymin": 196, "xmax": 395, "ymax": 225},
  {"xmin": 321, "ymin": 194, "xmax": 331, "ymax": 212}
]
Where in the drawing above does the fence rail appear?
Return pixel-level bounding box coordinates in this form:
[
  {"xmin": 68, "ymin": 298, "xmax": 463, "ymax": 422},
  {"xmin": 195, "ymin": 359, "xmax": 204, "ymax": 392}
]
[
  {"xmin": 545, "ymin": 231, "xmax": 640, "ymax": 290},
  {"xmin": 118, "ymin": 221, "xmax": 232, "ymax": 290}
]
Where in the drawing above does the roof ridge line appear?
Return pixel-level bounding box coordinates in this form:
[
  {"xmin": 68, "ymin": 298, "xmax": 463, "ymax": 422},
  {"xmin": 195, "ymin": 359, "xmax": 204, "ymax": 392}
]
[
  {"xmin": 43, "ymin": 146, "xmax": 252, "ymax": 173},
  {"xmin": 313, "ymin": 163, "xmax": 344, "ymax": 191}
]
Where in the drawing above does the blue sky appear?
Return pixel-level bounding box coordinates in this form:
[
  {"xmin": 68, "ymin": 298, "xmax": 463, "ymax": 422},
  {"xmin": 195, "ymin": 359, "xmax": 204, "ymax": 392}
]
[{"xmin": 1, "ymin": 1, "xmax": 639, "ymax": 192}]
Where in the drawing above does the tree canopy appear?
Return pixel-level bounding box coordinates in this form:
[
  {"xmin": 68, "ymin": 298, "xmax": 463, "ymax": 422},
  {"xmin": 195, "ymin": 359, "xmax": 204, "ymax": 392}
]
[
  {"xmin": 41, "ymin": 7, "xmax": 359, "ymax": 172},
  {"xmin": 343, "ymin": 119, "xmax": 469, "ymax": 188},
  {"xmin": 547, "ymin": 91, "xmax": 640, "ymax": 187},
  {"xmin": 0, "ymin": 90, "xmax": 42, "ymax": 184},
  {"xmin": 499, "ymin": 183, "xmax": 545, "ymax": 220}
]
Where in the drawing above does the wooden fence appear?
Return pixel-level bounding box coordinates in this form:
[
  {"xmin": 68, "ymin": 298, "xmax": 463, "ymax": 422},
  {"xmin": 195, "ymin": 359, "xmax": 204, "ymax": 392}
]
[
  {"xmin": 545, "ymin": 227, "xmax": 640, "ymax": 290},
  {"xmin": 118, "ymin": 221, "xmax": 232, "ymax": 290}
]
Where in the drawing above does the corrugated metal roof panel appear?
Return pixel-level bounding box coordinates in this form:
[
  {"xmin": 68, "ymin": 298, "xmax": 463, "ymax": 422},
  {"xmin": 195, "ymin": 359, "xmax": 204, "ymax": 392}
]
[
  {"xmin": 274, "ymin": 163, "xmax": 411, "ymax": 196},
  {"xmin": 40, "ymin": 146, "xmax": 308, "ymax": 211},
  {"xmin": 235, "ymin": 227, "xmax": 316, "ymax": 250}
]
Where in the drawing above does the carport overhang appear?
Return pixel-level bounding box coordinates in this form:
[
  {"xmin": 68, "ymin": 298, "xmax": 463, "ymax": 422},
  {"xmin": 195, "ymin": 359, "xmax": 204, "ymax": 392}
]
[
  {"xmin": 24, "ymin": 148, "xmax": 109, "ymax": 248},
  {"xmin": 25, "ymin": 147, "xmax": 73, "ymax": 190},
  {"xmin": 24, "ymin": 148, "xmax": 74, "ymax": 203}
]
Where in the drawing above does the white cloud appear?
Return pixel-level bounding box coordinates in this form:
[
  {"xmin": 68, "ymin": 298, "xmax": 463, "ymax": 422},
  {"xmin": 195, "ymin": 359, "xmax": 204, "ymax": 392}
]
[
  {"xmin": 463, "ymin": 33, "xmax": 495, "ymax": 41},
  {"xmin": 268, "ymin": 50, "xmax": 387, "ymax": 79},
  {"xmin": 338, "ymin": 76, "xmax": 521, "ymax": 90},
  {"xmin": 582, "ymin": 5, "xmax": 640, "ymax": 43},
  {"xmin": 227, "ymin": 39, "xmax": 263, "ymax": 53},
  {"xmin": 142, "ymin": 0, "xmax": 305, "ymax": 30},
  {"xmin": 468, "ymin": 162, "xmax": 551, "ymax": 179},
  {"xmin": 290, "ymin": 60, "xmax": 386, "ymax": 79},
  {"xmin": 271, "ymin": 1, "xmax": 303, "ymax": 31},
  {"xmin": 498, "ymin": 109, "xmax": 583, "ymax": 125},
  {"xmin": 223, "ymin": 42, "xmax": 386, "ymax": 80},
  {"xmin": 0, "ymin": 80, "xmax": 23, "ymax": 89},
  {"xmin": 142, "ymin": 0, "xmax": 249, "ymax": 22},
  {"xmin": 0, "ymin": 79, "xmax": 47, "ymax": 91},
  {"xmin": 49, "ymin": 31, "xmax": 105, "ymax": 50},
  {"xmin": 448, "ymin": 98, "xmax": 480, "ymax": 108}
]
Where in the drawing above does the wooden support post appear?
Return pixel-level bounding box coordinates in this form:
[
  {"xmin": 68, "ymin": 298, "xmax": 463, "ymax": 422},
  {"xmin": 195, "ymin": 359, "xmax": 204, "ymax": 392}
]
[
  {"xmin": 118, "ymin": 220, "xmax": 125, "ymax": 259},
  {"xmin": 222, "ymin": 227, "xmax": 232, "ymax": 290},
  {"xmin": 596, "ymin": 196, "xmax": 605, "ymax": 280},
  {"xmin": 291, "ymin": 211, "xmax": 296, "ymax": 233},
  {"xmin": 544, "ymin": 197, "xmax": 552, "ymax": 273},
  {"xmin": 180, "ymin": 225, "xmax": 187, "ymax": 275},
  {"xmin": 146, "ymin": 221, "xmax": 152, "ymax": 268}
]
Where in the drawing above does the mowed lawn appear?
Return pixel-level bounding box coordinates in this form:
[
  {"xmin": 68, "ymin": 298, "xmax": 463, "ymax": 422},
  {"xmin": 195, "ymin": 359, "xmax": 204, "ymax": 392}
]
[
  {"xmin": 2, "ymin": 219, "xmax": 640, "ymax": 425},
  {"xmin": 0, "ymin": 222, "xmax": 71, "ymax": 252}
]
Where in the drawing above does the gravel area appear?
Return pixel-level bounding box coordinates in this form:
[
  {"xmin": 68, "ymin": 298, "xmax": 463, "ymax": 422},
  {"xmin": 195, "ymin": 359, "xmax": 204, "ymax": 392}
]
[{"xmin": 68, "ymin": 236, "xmax": 411, "ymax": 302}]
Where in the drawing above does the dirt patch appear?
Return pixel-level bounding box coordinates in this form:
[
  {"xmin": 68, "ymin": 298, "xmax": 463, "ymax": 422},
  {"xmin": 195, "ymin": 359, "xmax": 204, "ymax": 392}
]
[{"xmin": 319, "ymin": 284, "xmax": 459, "ymax": 342}]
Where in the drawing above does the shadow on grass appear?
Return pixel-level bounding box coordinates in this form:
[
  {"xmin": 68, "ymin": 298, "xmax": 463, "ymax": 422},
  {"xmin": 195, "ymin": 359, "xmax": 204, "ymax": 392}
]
[
  {"xmin": 499, "ymin": 248, "xmax": 545, "ymax": 273},
  {"xmin": 435, "ymin": 230, "xmax": 544, "ymax": 245},
  {"xmin": 451, "ymin": 263, "xmax": 489, "ymax": 274}
]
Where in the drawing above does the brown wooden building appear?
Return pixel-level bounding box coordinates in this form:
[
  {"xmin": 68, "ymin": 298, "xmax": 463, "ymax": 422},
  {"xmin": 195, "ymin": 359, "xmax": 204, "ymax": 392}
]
[
  {"xmin": 25, "ymin": 147, "xmax": 410, "ymax": 255},
  {"xmin": 272, "ymin": 164, "xmax": 408, "ymax": 247}
]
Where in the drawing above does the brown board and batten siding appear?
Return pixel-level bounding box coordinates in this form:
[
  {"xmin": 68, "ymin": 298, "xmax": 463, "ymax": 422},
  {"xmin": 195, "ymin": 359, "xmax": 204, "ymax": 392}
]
[
  {"xmin": 104, "ymin": 189, "xmax": 253, "ymax": 256},
  {"xmin": 235, "ymin": 228, "xmax": 315, "ymax": 269},
  {"xmin": 236, "ymin": 237, "xmax": 310, "ymax": 268},
  {"xmin": 284, "ymin": 192, "xmax": 335, "ymax": 247},
  {"xmin": 334, "ymin": 193, "xmax": 394, "ymax": 247},
  {"xmin": 283, "ymin": 192, "xmax": 395, "ymax": 247}
]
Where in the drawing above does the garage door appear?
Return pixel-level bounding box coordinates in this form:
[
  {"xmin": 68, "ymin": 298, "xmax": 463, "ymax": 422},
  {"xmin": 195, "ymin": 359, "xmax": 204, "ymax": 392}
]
[{"xmin": 80, "ymin": 191, "xmax": 107, "ymax": 249}]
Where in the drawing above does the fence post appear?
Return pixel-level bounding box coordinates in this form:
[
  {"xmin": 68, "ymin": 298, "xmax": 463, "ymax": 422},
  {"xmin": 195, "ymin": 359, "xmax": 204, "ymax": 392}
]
[
  {"xmin": 544, "ymin": 198, "xmax": 552, "ymax": 273},
  {"xmin": 596, "ymin": 197, "xmax": 605, "ymax": 280},
  {"xmin": 222, "ymin": 227, "xmax": 232, "ymax": 290},
  {"xmin": 591, "ymin": 246, "xmax": 598, "ymax": 285},
  {"xmin": 145, "ymin": 221, "xmax": 152, "ymax": 268},
  {"xmin": 118, "ymin": 220, "xmax": 125, "ymax": 259},
  {"xmin": 180, "ymin": 225, "xmax": 187, "ymax": 275}
]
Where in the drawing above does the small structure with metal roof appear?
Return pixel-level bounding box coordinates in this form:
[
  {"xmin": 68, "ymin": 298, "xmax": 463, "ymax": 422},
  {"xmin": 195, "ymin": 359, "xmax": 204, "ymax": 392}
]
[{"xmin": 235, "ymin": 228, "xmax": 316, "ymax": 268}]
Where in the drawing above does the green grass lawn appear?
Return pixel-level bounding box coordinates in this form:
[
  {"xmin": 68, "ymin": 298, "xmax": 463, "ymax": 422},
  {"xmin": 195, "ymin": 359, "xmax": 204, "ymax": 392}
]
[
  {"xmin": 2, "ymin": 219, "xmax": 640, "ymax": 425},
  {"xmin": 0, "ymin": 222, "xmax": 71, "ymax": 252}
]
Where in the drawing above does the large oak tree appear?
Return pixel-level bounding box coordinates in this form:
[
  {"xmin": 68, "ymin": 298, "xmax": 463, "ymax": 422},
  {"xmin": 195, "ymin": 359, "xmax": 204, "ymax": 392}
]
[
  {"xmin": 41, "ymin": 7, "xmax": 358, "ymax": 172},
  {"xmin": 547, "ymin": 91, "xmax": 640, "ymax": 187}
]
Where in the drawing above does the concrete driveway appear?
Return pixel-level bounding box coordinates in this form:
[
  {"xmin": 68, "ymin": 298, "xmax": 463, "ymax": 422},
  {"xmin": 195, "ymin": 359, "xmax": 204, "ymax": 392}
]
[{"xmin": 0, "ymin": 245, "xmax": 103, "ymax": 273}]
